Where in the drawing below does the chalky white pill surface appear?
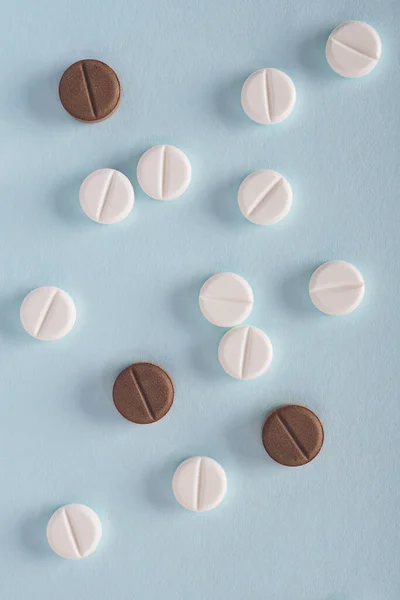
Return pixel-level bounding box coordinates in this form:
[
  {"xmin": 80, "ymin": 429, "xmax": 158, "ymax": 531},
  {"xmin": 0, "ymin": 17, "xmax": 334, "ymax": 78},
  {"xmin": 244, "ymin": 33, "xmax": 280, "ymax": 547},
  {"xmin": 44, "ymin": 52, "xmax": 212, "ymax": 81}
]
[
  {"xmin": 241, "ymin": 68, "xmax": 296, "ymax": 125},
  {"xmin": 79, "ymin": 168, "xmax": 134, "ymax": 224},
  {"xmin": 238, "ymin": 170, "xmax": 292, "ymax": 225},
  {"xmin": 20, "ymin": 286, "xmax": 76, "ymax": 341},
  {"xmin": 309, "ymin": 261, "xmax": 365, "ymax": 316},
  {"xmin": 137, "ymin": 145, "xmax": 191, "ymax": 200},
  {"xmin": 46, "ymin": 504, "xmax": 102, "ymax": 560},
  {"xmin": 172, "ymin": 457, "xmax": 227, "ymax": 512},
  {"xmin": 326, "ymin": 21, "xmax": 381, "ymax": 78},
  {"xmin": 199, "ymin": 272, "xmax": 254, "ymax": 327},
  {"xmin": 218, "ymin": 326, "xmax": 273, "ymax": 380}
]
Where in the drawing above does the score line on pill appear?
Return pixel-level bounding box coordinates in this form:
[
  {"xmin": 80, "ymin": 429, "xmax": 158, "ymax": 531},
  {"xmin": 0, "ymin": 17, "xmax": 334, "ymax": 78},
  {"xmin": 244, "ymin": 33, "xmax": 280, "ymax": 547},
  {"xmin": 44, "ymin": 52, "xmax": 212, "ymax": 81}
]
[
  {"xmin": 309, "ymin": 260, "xmax": 365, "ymax": 316},
  {"xmin": 172, "ymin": 457, "xmax": 227, "ymax": 512},
  {"xmin": 113, "ymin": 362, "xmax": 174, "ymax": 424},
  {"xmin": 137, "ymin": 145, "xmax": 191, "ymax": 200},
  {"xmin": 199, "ymin": 272, "xmax": 254, "ymax": 327},
  {"xmin": 79, "ymin": 168, "xmax": 134, "ymax": 224},
  {"xmin": 326, "ymin": 21, "xmax": 381, "ymax": 78},
  {"xmin": 20, "ymin": 286, "xmax": 76, "ymax": 341},
  {"xmin": 47, "ymin": 504, "xmax": 102, "ymax": 559},
  {"xmin": 241, "ymin": 68, "xmax": 296, "ymax": 125},
  {"xmin": 59, "ymin": 59, "xmax": 121, "ymax": 123},
  {"xmin": 262, "ymin": 405, "xmax": 324, "ymax": 467},
  {"xmin": 238, "ymin": 170, "xmax": 292, "ymax": 225},
  {"xmin": 218, "ymin": 325, "xmax": 273, "ymax": 380}
]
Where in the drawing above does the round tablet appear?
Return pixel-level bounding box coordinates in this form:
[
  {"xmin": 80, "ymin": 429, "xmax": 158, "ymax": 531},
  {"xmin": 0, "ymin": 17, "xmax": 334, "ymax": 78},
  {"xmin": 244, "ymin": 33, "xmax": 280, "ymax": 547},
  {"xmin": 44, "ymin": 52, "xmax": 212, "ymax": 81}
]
[
  {"xmin": 199, "ymin": 273, "xmax": 254, "ymax": 327},
  {"xmin": 238, "ymin": 170, "xmax": 292, "ymax": 225},
  {"xmin": 241, "ymin": 68, "xmax": 296, "ymax": 125},
  {"xmin": 326, "ymin": 21, "xmax": 381, "ymax": 78},
  {"xmin": 137, "ymin": 145, "xmax": 191, "ymax": 200},
  {"xmin": 262, "ymin": 405, "xmax": 324, "ymax": 467},
  {"xmin": 218, "ymin": 326, "xmax": 273, "ymax": 380},
  {"xmin": 46, "ymin": 504, "xmax": 102, "ymax": 559},
  {"xmin": 113, "ymin": 362, "xmax": 174, "ymax": 424},
  {"xmin": 309, "ymin": 260, "xmax": 365, "ymax": 316},
  {"xmin": 172, "ymin": 457, "xmax": 227, "ymax": 512},
  {"xmin": 79, "ymin": 169, "xmax": 134, "ymax": 224},
  {"xmin": 59, "ymin": 59, "xmax": 121, "ymax": 122},
  {"xmin": 20, "ymin": 286, "xmax": 76, "ymax": 341}
]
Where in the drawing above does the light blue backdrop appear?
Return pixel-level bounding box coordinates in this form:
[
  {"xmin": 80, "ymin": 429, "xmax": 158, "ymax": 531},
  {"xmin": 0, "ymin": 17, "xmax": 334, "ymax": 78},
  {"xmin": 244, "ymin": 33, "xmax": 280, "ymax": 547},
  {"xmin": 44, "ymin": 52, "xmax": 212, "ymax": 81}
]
[{"xmin": 1, "ymin": 0, "xmax": 399, "ymax": 598}]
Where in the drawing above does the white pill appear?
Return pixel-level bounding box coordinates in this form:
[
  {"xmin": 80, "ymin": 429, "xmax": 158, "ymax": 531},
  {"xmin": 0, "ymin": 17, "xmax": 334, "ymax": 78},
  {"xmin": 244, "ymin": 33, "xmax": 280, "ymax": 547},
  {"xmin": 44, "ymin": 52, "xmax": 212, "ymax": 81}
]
[
  {"xmin": 238, "ymin": 170, "xmax": 292, "ymax": 225},
  {"xmin": 199, "ymin": 272, "xmax": 254, "ymax": 327},
  {"xmin": 326, "ymin": 21, "xmax": 381, "ymax": 78},
  {"xmin": 241, "ymin": 68, "xmax": 296, "ymax": 125},
  {"xmin": 218, "ymin": 325, "xmax": 273, "ymax": 380},
  {"xmin": 20, "ymin": 286, "xmax": 76, "ymax": 341},
  {"xmin": 172, "ymin": 457, "xmax": 227, "ymax": 512},
  {"xmin": 137, "ymin": 145, "xmax": 191, "ymax": 200},
  {"xmin": 309, "ymin": 261, "xmax": 365, "ymax": 316},
  {"xmin": 46, "ymin": 504, "xmax": 102, "ymax": 560},
  {"xmin": 79, "ymin": 168, "xmax": 134, "ymax": 224}
]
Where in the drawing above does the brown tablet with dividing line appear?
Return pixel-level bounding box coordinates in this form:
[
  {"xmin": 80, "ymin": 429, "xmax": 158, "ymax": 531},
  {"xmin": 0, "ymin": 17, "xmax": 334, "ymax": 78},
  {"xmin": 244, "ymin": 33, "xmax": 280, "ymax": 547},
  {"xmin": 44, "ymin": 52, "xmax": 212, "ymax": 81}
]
[
  {"xmin": 113, "ymin": 362, "xmax": 174, "ymax": 424},
  {"xmin": 262, "ymin": 404, "xmax": 324, "ymax": 467},
  {"xmin": 59, "ymin": 59, "xmax": 121, "ymax": 123}
]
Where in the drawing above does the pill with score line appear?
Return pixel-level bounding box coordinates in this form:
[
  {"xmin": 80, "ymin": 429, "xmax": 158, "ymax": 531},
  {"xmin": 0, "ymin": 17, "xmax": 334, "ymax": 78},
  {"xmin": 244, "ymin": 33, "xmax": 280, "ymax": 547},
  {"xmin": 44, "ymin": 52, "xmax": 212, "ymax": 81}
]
[
  {"xmin": 238, "ymin": 169, "xmax": 292, "ymax": 225},
  {"xmin": 20, "ymin": 286, "xmax": 76, "ymax": 341},
  {"xmin": 309, "ymin": 260, "xmax": 365, "ymax": 316},
  {"xmin": 241, "ymin": 68, "xmax": 296, "ymax": 125},
  {"xmin": 199, "ymin": 272, "xmax": 254, "ymax": 327},
  {"xmin": 59, "ymin": 59, "xmax": 121, "ymax": 123},
  {"xmin": 326, "ymin": 21, "xmax": 381, "ymax": 78},
  {"xmin": 218, "ymin": 325, "xmax": 273, "ymax": 380},
  {"xmin": 262, "ymin": 405, "xmax": 324, "ymax": 467},
  {"xmin": 79, "ymin": 168, "xmax": 134, "ymax": 224},
  {"xmin": 172, "ymin": 457, "xmax": 227, "ymax": 512},
  {"xmin": 46, "ymin": 504, "xmax": 102, "ymax": 559},
  {"xmin": 113, "ymin": 362, "xmax": 174, "ymax": 424},
  {"xmin": 137, "ymin": 145, "xmax": 191, "ymax": 200}
]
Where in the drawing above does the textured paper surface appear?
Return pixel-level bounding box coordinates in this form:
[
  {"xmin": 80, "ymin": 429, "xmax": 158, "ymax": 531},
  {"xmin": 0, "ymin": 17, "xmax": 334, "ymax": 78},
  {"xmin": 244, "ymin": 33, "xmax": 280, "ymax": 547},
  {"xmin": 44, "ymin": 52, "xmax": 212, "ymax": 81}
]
[{"xmin": 1, "ymin": 0, "xmax": 399, "ymax": 598}]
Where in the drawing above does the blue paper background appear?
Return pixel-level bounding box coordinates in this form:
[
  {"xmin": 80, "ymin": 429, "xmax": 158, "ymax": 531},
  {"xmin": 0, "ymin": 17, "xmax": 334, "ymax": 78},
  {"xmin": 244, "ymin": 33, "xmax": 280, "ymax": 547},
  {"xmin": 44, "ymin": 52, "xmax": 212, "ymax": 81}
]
[{"xmin": 1, "ymin": 1, "xmax": 400, "ymax": 598}]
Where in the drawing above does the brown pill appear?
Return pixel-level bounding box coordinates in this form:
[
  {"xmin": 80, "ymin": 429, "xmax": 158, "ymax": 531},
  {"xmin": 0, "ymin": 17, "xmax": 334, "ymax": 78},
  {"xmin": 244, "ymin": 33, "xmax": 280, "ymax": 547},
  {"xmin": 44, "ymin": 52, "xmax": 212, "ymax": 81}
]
[
  {"xmin": 59, "ymin": 59, "xmax": 121, "ymax": 123},
  {"xmin": 262, "ymin": 404, "xmax": 324, "ymax": 467},
  {"xmin": 113, "ymin": 362, "xmax": 174, "ymax": 424}
]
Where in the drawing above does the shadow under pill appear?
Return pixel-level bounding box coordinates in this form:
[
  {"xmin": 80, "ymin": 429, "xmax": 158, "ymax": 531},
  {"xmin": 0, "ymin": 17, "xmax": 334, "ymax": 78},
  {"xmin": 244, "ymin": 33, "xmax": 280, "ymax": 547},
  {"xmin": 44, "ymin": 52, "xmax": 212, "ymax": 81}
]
[
  {"xmin": 189, "ymin": 338, "xmax": 223, "ymax": 381},
  {"xmin": 170, "ymin": 277, "xmax": 207, "ymax": 328},
  {"xmin": 53, "ymin": 176, "xmax": 87, "ymax": 226},
  {"xmin": 278, "ymin": 265, "xmax": 319, "ymax": 318},
  {"xmin": 112, "ymin": 147, "xmax": 148, "ymax": 187},
  {"xmin": 213, "ymin": 73, "xmax": 255, "ymax": 127},
  {"xmin": 169, "ymin": 278, "xmax": 228, "ymax": 380},
  {"xmin": 19, "ymin": 507, "xmax": 55, "ymax": 558},
  {"xmin": 143, "ymin": 459, "xmax": 180, "ymax": 511},
  {"xmin": 79, "ymin": 368, "xmax": 121, "ymax": 424},
  {"xmin": 226, "ymin": 407, "xmax": 271, "ymax": 467},
  {"xmin": 206, "ymin": 176, "xmax": 246, "ymax": 228},
  {"xmin": 297, "ymin": 29, "xmax": 337, "ymax": 79},
  {"xmin": 0, "ymin": 290, "xmax": 31, "ymax": 342},
  {"xmin": 24, "ymin": 67, "xmax": 68, "ymax": 125}
]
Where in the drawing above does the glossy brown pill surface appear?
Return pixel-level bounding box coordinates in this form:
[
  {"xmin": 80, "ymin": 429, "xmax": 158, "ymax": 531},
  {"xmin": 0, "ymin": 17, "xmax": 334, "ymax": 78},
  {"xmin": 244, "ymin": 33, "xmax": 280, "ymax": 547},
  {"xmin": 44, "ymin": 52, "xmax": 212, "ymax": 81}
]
[
  {"xmin": 113, "ymin": 362, "xmax": 174, "ymax": 424},
  {"xmin": 262, "ymin": 404, "xmax": 324, "ymax": 467},
  {"xmin": 59, "ymin": 59, "xmax": 121, "ymax": 123}
]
